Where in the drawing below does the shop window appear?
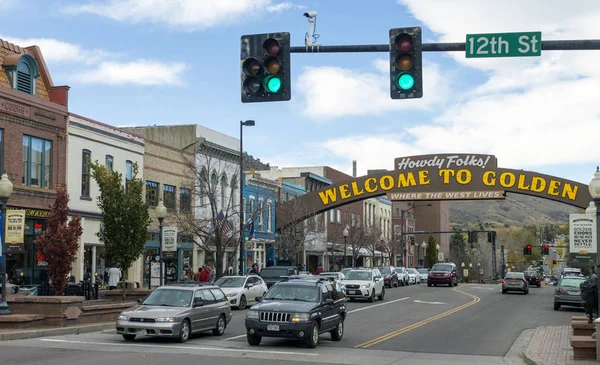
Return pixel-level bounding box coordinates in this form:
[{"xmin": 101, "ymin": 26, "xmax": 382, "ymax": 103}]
[
  {"xmin": 81, "ymin": 150, "xmax": 91, "ymax": 198},
  {"xmin": 105, "ymin": 155, "xmax": 113, "ymax": 172},
  {"xmin": 220, "ymin": 174, "xmax": 228, "ymax": 210},
  {"xmin": 125, "ymin": 160, "xmax": 133, "ymax": 190},
  {"xmin": 3, "ymin": 54, "xmax": 39, "ymax": 95},
  {"xmin": 180, "ymin": 187, "xmax": 191, "ymax": 212},
  {"xmin": 22, "ymin": 135, "xmax": 52, "ymax": 188},
  {"xmin": 164, "ymin": 184, "xmax": 176, "ymax": 210},
  {"xmin": 146, "ymin": 181, "xmax": 158, "ymax": 207}
]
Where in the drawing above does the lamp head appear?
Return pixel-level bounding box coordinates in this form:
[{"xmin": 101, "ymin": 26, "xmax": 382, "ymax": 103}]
[
  {"xmin": 589, "ymin": 166, "xmax": 600, "ymax": 199},
  {"xmin": 155, "ymin": 200, "xmax": 167, "ymax": 219},
  {"xmin": 0, "ymin": 172, "xmax": 13, "ymax": 199},
  {"xmin": 242, "ymin": 120, "xmax": 256, "ymax": 127},
  {"xmin": 343, "ymin": 227, "xmax": 349, "ymax": 237}
]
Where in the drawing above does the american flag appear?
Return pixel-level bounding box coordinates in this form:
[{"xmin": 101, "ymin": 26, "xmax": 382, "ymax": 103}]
[{"xmin": 217, "ymin": 211, "xmax": 232, "ymax": 235}]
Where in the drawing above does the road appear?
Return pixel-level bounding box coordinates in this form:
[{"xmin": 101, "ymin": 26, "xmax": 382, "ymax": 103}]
[{"xmin": 0, "ymin": 283, "xmax": 581, "ymax": 365}]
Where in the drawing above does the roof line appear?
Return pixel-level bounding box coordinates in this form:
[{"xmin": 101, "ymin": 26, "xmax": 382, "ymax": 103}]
[{"xmin": 70, "ymin": 112, "xmax": 145, "ymax": 140}]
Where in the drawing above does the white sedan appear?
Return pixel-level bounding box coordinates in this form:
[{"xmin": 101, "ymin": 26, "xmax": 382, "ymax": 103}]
[
  {"xmin": 215, "ymin": 275, "xmax": 267, "ymax": 310},
  {"xmin": 406, "ymin": 268, "xmax": 421, "ymax": 284},
  {"xmin": 417, "ymin": 268, "xmax": 429, "ymax": 282}
]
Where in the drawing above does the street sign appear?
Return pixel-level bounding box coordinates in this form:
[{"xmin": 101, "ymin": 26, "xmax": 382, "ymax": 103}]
[{"xmin": 466, "ymin": 32, "xmax": 541, "ymax": 58}]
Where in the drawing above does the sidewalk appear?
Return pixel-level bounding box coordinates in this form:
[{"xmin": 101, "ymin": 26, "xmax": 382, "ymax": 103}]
[
  {"xmin": 523, "ymin": 326, "xmax": 597, "ymax": 365},
  {"xmin": 0, "ymin": 322, "xmax": 114, "ymax": 341}
]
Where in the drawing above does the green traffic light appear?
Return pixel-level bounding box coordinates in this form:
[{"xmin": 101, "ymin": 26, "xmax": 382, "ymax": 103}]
[
  {"xmin": 397, "ymin": 73, "xmax": 415, "ymax": 90},
  {"xmin": 263, "ymin": 75, "xmax": 281, "ymax": 93}
]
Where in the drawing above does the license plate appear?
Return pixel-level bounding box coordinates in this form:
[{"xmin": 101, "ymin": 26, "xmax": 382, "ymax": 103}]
[
  {"xmin": 348, "ymin": 290, "xmax": 356, "ymax": 295},
  {"xmin": 136, "ymin": 329, "xmax": 147, "ymax": 336},
  {"xmin": 267, "ymin": 324, "xmax": 279, "ymax": 331}
]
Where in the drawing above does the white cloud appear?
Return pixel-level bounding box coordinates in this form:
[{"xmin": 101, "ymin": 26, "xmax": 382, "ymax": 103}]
[
  {"xmin": 0, "ymin": 0, "xmax": 17, "ymax": 11},
  {"xmin": 70, "ymin": 60, "xmax": 187, "ymax": 86},
  {"xmin": 64, "ymin": 0, "xmax": 299, "ymax": 30},
  {"xmin": 296, "ymin": 59, "xmax": 449, "ymax": 120}
]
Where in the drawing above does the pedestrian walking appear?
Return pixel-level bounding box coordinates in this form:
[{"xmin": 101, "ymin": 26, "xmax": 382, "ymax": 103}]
[
  {"xmin": 248, "ymin": 263, "xmax": 259, "ymax": 275},
  {"xmin": 108, "ymin": 266, "xmax": 122, "ymax": 290}
]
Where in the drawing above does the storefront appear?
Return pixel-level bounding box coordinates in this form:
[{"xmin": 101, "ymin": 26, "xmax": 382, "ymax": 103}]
[
  {"xmin": 5, "ymin": 207, "xmax": 50, "ymax": 285},
  {"xmin": 142, "ymin": 231, "xmax": 194, "ymax": 287},
  {"xmin": 245, "ymin": 239, "xmax": 266, "ymax": 271}
]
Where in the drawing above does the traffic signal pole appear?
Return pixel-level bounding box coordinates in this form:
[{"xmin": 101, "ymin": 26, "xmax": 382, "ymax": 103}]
[{"xmin": 290, "ymin": 39, "xmax": 600, "ymax": 53}]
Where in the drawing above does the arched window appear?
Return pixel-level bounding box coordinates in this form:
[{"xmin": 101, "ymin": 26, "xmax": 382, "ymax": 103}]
[
  {"xmin": 220, "ymin": 174, "xmax": 228, "ymax": 210},
  {"xmin": 3, "ymin": 54, "xmax": 39, "ymax": 95}
]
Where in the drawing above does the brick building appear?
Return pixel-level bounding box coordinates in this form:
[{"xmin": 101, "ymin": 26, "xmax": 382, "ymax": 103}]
[{"xmin": 0, "ymin": 38, "xmax": 69, "ymax": 285}]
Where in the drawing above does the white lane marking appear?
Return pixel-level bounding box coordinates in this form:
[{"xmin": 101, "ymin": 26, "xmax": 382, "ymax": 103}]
[
  {"xmin": 223, "ymin": 334, "xmax": 247, "ymax": 341},
  {"xmin": 347, "ymin": 297, "xmax": 409, "ymax": 314},
  {"xmin": 40, "ymin": 339, "xmax": 318, "ymax": 356},
  {"xmin": 414, "ymin": 300, "xmax": 446, "ymax": 305}
]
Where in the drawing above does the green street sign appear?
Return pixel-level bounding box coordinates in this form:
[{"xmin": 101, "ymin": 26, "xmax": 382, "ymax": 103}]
[{"xmin": 466, "ymin": 31, "xmax": 542, "ymax": 58}]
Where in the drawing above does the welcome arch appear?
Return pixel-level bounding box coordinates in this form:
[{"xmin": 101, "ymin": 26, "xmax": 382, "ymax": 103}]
[{"xmin": 276, "ymin": 153, "xmax": 591, "ymax": 229}]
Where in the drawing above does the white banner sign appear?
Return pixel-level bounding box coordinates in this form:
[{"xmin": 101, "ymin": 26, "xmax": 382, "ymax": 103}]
[
  {"xmin": 569, "ymin": 214, "xmax": 597, "ymax": 254},
  {"xmin": 162, "ymin": 227, "xmax": 178, "ymax": 258}
]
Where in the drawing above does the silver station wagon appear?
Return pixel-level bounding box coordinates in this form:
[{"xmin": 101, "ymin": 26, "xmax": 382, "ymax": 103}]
[{"xmin": 116, "ymin": 284, "xmax": 232, "ymax": 342}]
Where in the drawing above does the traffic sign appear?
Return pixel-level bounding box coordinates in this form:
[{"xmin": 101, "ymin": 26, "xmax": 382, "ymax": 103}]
[{"xmin": 466, "ymin": 31, "xmax": 541, "ymax": 58}]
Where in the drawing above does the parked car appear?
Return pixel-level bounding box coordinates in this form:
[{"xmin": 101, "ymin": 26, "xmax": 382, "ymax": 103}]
[
  {"xmin": 259, "ymin": 266, "xmax": 298, "ymax": 289},
  {"xmin": 319, "ymin": 272, "xmax": 346, "ymax": 281},
  {"xmin": 417, "ymin": 268, "xmax": 429, "ymax": 282},
  {"xmin": 406, "ymin": 268, "xmax": 421, "ymax": 284},
  {"xmin": 394, "ymin": 267, "xmax": 410, "ymax": 286},
  {"xmin": 116, "ymin": 284, "xmax": 232, "ymax": 343},
  {"xmin": 427, "ymin": 262, "xmax": 458, "ymax": 287},
  {"xmin": 502, "ymin": 272, "xmax": 529, "ymax": 294},
  {"xmin": 340, "ymin": 268, "xmax": 353, "ymax": 277},
  {"xmin": 214, "ymin": 275, "xmax": 267, "ymax": 310},
  {"xmin": 554, "ymin": 275, "xmax": 587, "ymax": 311},
  {"xmin": 245, "ymin": 277, "xmax": 347, "ymax": 348},
  {"xmin": 377, "ymin": 266, "xmax": 399, "ymax": 288},
  {"xmin": 341, "ymin": 268, "xmax": 385, "ymax": 302}
]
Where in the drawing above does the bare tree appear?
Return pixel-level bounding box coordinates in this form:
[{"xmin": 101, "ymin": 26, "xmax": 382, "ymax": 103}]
[
  {"xmin": 276, "ymin": 198, "xmax": 320, "ymax": 266},
  {"xmin": 363, "ymin": 220, "xmax": 389, "ymax": 267}
]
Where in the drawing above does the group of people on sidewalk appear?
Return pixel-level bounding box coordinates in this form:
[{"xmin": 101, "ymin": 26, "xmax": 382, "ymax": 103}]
[{"xmin": 180, "ymin": 265, "xmax": 222, "ymax": 284}]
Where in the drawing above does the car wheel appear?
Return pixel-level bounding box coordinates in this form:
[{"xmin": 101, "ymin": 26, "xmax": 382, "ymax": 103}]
[
  {"xmin": 305, "ymin": 322, "xmax": 320, "ymax": 348},
  {"xmin": 368, "ymin": 290, "xmax": 375, "ymax": 303},
  {"xmin": 178, "ymin": 319, "xmax": 191, "ymax": 343},
  {"xmin": 394, "ymin": 279, "xmax": 398, "ymax": 288},
  {"xmin": 378, "ymin": 286, "xmax": 385, "ymax": 301},
  {"xmin": 331, "ymin": 317, "xmax": 344, "ymax": 341},
  {"xmin": 247, "ymin": 334, "xmax": 262, "ymax": 346},
  {"xmin": 122, "ymin": 334, "xmax": 136, "ymax": 341},
  {"xmin": 238, "ymin": 295, "xmax": 247, "ymax": 310},
  {"xmin": 537, "ymin": 283, "xmax": 541, "ymax": 288},
  {"xmin": 212, "ymin": 315, "xmax": 226, "ymax": 336},
  {"xmin": 524, "ymin": 290, "xmax": 529, "ymax": 295},
  {"xmin": 502, "ymin": 289, "xmax": 506, "ymax": 294},
  {"xmin": 454, "ymin": 281, "xmax": 458, "ymax": 287},
  {"xmin": 554, "ymin": 302, "xmax": 561, "ymax": 311}
]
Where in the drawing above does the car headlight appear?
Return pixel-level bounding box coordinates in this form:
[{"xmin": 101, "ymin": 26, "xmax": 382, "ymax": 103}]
[
  {"xmin": 246, "ymin": 310, "xmax": 259, "ymax": 319},
  {"xmin": 291, "ymin": 313, "xmax": 311, "ymax": 322},
  {"xmin": 361, "ymin": 284, "xmax": 370, "ymax": 289},
  {"xmin": 155, "ymin": 317, "xmax": 177, "ymax": 323},
  {"xmin": 227, "ymin": 292, "xmax": 239, "ymax": 298},
  {"xmin": 118, "ymin": 314, "xmax": 129, "ymax": 321}
]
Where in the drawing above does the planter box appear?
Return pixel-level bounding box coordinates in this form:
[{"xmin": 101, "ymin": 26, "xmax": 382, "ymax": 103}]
[
  {"xmin": 100, "ymin": 289, "xmax": 153, "ymax": 302},
  {"xmin": 0, "ymin": 314, "xmax": 45, "ymax": 330},
  {"xmin": 572, "ymin": 320, "xmax": 596, "ymax": 337}
]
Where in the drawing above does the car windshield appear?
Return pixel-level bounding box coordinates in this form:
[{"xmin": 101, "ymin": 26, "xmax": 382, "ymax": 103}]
[
  {"xmin": 260, "ymin": 268, "xmax": 290, "ymax": 277},
  {"xmin": 395, "ymin": 268, "xmax": 404, "ymax": 273},
  {"xmin": 263, "ymin": 285, "xmax": 319, "ymax": 302},
  {"xmin": 418, "ymin": 269, "xmax": 429, "ymax": 274},
  {"xmin": 214, "ymin": 277, "xmax": 245, "ymax": 288},
  {"xmin": 345, "ymin": 271, "xmax": 372, "ymax": 281},
  {"xmin": 141, "ymin": 289, "xmax": 192, "ymax": 307},
  {"xmin": 378, "ymin": 267, "xmax": 391, "ymax": 275},
  {"xmin": 340, "ymin": 268, "xmax": 352, "ymax": 276},
  {"xmin": 431, "ymin": 264, "xmax": 452, "ymax": 272},
  {"xmin": 560, "ymin": 277, "xmax": 586, "ymax": 288},
  {"xmin": 407, "ymin": 269, "xmax": 416, "ymax": 274}
]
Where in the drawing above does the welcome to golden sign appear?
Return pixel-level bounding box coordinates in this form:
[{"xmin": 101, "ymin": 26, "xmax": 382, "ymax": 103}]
[{"xmin": 275, "ymin": 153, "xmax": 591, "ymax": 229}]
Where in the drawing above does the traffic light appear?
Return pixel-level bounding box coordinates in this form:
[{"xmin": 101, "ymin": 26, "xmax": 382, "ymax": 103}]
[
  {"xmin": 487, "ymin": 231, "xmax": 496, "ymax": 243},
  {"xmin": 524, "ymin": 245, "xmax": 532, "ymax": 255},
  {"xmin": 389, "ymin": 27, "xmax": 423, "ymax": 99},
  {"xmin": 543, "ymin": 245, "xmax": 550, "ymax": 255},
  {"xmin": 240, "ymin": 32, "xmax": 291, "ymax": 103},
  {"xmin": 553, "ymin": 259, "xmax": 557, "ymax": 265},
  {"xmin": 467, "ymin": 232, "xmax": 473, "ymax": 243}
]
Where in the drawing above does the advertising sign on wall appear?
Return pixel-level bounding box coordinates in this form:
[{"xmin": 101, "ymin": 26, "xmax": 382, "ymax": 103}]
[
  {"xmin": 5, "ymin": 210, "xmax": 25, "ymax": 253},
  {"xmin": 569, "ymin": 214, "xmax": 597, "ymax": 268}
]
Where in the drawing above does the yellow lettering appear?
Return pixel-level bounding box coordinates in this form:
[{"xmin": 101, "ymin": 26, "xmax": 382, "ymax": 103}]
[
  {"xmin": 517, "ymin": 175, "xmax": 530, "ymax": 190},
  {"xmin": 530, "ymin": 176, "xmax": 546, "ymax": 193},
  {"xmin": 418, "ymin": 170, "xmax": 430, "ymax": 185},
  {"xmin": 397, "ymin": 173, "xmax": 417, "ymax": 188},
  {"xmin": 380, "ymin": 175, "xmax": 394, "ymax": 190},
  {"xmin": 439, "ymin": 169, "xmax": 455, "ymax": 184},
  {"xmin": 318, "ymin": 189, "xmax": 337, "ymax": 205},
  {"xmin": 483, "ymin": 171, "xmax": 496, "ymax": 186},
  {"xmin": 562, "ymin": 183, "xmax": 578, "ymax": 201},
  {"xmin": 351, "ymin": 181, "xmax": 364, "ymax": 196},
  {"xmin": 499, "ymin": 172, "xmax": 516, "ymax": 188},
  {"xmin": 547, "ymin": 180, "xmax": 560, "ymax": 196},
  {"xmin": 456, "ymin": 169, "xmax": 472, "ymax": 185},
  {"xmin": 365, "ymin": 178, "xmax": 378, "ymax": 193},
  {"xmin": 339, "ymin": 184, "xmax": 351, "ymax": 199}
]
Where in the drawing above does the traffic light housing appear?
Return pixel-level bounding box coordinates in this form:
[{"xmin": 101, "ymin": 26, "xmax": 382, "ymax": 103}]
[
  {"xmin": 389, "ymin": 27, "xmax": 423, "ymax": 99},
  {"xmin": 524, "ymin": 245, "xmax": 532, "ymax": 255},
  {"xmin": 467, "ymin": 232, "xmax": 473, "ymax": 243},
  {"xmin": 543, "ymin": 245, "xmax": 550, "ymax": 255},
  {"xmin": 240, "ymin": 32, "xmax": 291, "ymax": 103}
]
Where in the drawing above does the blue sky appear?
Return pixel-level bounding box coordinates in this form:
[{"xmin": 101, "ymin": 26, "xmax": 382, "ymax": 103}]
[{"xmin": 2, "ymin": 0, "xmax": 599, "ymax": 185}]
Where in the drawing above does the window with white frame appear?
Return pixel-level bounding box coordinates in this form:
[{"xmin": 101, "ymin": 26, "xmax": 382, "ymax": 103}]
[
  {"xmin": 267, "ymin": 201, "xmax": 272, "ymax": 232},
  {"xmin": 336, "ymin": 209, "xmax": 341, "ymax": 224},
  {"xmin": 330, "ymin": 210, "xmax": 334, "ymax": 222},
  {"xmin": 258, "ymin": 199, "xmax": 264, "ymax": 230}
]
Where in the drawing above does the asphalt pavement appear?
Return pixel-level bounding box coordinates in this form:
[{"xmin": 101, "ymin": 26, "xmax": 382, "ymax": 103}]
[{"xmin": 0, "ymin": 282, "xmax": 581, "ymax": 365}]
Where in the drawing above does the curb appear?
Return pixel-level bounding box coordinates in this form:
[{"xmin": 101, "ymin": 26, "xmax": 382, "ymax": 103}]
[
  {"xmin": 0, "ymin": 322, "xmax": 114, "ymax": 341},
  {"xmin": 521, "ymin": 352, "xmax": 539, "ymax": 365}
]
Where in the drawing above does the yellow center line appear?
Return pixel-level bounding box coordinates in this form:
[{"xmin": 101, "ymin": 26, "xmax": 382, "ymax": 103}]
[{"xmin": 355, "ymin": 286, "xmax": 481, "ymax": 349}]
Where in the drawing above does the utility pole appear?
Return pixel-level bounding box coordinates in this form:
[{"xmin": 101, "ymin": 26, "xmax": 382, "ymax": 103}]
[
  {"xmin": 500, "ymin": 245, "xmax": 506, "ymax": 278},
  {"xmin": 491, "ymin": 233, "xmax": 497, "ymax": 280}
]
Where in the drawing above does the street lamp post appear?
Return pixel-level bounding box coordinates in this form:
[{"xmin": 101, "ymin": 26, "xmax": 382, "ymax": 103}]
[
  {"xmin": 415, "ymin": 241, "xmax": 420, "ymax": 268},
  {"xmin": 461, "ymin": 262, "xmax": 465, "ymax": 282},
  {"xmin": 587, "ymin": 167, "xmax": 600, "ymax": 317},
  {"xmin": 0, "ymin": 173, "xmax": 14, "ymax": 315},
  {"xmin": 477, "ymin": 262, "xmax": 481, "ymax": 283},
  {"xmin": 155, "ymin": 200, "xmax": 167, "ymax": 287},
  {"xmin": 422, "ymin": 241, "xmax": 428, "ymax": 268},
  {"xmin": 399, "ymin": 203, "xmax": 432, "ymax": 267},
  {"xmin": 436, "ymin": 244, "xmax": 440, "ymax": 264},
  {"xmin": 343, "ymin": 227, "xmax": 349, "ymax": 269},
  {"xmin": 239, "ymin": 120, "xmax": 255, "ymax": 275}
]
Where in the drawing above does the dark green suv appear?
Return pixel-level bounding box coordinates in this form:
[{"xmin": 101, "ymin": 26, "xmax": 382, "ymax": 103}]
[{"xmin": 245, "ymin": 278, "xmax": 347, "ymax": 348}]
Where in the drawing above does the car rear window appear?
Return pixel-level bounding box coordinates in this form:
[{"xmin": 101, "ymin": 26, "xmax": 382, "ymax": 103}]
[
  {"xmin": 560, "ymin": 277, "xmax": 586, "ymax": 288},
  {"xmin": 260, "ymin": 268, "xmax": 291, "ymax": 277},
  {"xmin": 505, "ymin": 273, "xmax": 524, "ymax": 279}
]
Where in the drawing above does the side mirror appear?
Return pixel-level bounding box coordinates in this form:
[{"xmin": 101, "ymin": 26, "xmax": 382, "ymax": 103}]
[
  {"xmin": 255, "ymin": 296, "xmax": 263, "ymax": 302},
  {"xmin": 245, "ymin": 283, "xmax": 254, "ymax": 289},
  {"xmin": 193, "ymin": 299, "xmax": 204, "ymax": 307},
  {"xmin": 137, "ymin": 299, "xmax": 143, "ymax": 304},
  {"xmin": 324, "ymin": 298, "xmax": 334, "ymax": 305},
  {"xmin": 374, "ymin": 277, "xmax": 380, "ymax": 282}
]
